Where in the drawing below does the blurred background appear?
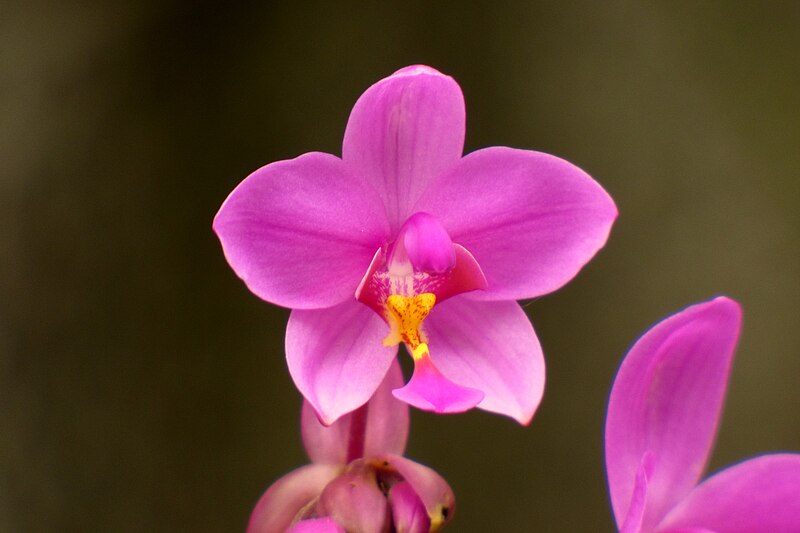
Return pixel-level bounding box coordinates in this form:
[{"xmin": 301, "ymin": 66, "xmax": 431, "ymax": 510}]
[{"xmin": 2, "ymin": 1, "xmax": 799, "ymax": 531}]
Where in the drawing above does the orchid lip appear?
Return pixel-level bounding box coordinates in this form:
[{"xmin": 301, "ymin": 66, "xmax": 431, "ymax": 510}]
[{"xmin": 353, "ymin": 212, "xmax": 488, "ymax": 414}]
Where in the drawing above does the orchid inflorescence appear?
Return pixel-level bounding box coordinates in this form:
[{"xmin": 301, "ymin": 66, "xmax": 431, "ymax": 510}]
[{"xmin": 215, "ymin": 66, "xmax": 800, "ymax": 532}]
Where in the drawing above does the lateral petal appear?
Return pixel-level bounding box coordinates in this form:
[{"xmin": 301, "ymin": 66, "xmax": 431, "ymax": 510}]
[
  {"xmin": 422, "ymin": 297, "xmax": 545, "ymax": 425},
  {"xmin": 214, "ymin": 151, "xmax": 389, "ymax": 309},
  {"xmin": 657, "ymin": 454, "xmax": 800, "ymax": 533},
  {"xmin": 414, "ymin": 146, "xmax": 617, "ymax": 301},
  {"xmin": 287, "ymin": 300, "xmax": 398, "ymax": 426},
  {"xmin": 605, "ymin": 297, "xmax": 742, "ymax": 531},
  {"xmin": 342, "ymin": 66, "xmax": 465, "ymax": 231}
]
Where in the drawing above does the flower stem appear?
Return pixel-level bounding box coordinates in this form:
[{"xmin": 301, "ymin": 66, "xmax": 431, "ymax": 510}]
[{"xmin": 345, "ymin": 402, "xmax": 369, "ymax": 463}]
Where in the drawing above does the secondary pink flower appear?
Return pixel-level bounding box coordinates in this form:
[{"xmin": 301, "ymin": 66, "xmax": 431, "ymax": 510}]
[
  {"xmin": 248, "ymin": 361, "xmax": 455, "ymax": 533},
  {"xmin": 214, "ymin": 65, "xmax": 616, "ymax": 425},
  {"xmin": 605, "ymin": 297, "xmax": 800, "ymax": 533}
]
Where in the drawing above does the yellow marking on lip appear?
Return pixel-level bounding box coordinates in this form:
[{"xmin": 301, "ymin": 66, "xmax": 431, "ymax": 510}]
[{"xmin": 382, "ymin": 293, "xmax": 436, "ymax": 355}]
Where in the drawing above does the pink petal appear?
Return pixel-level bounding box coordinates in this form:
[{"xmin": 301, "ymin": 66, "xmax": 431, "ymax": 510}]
[
  {"xmin": 287, "ymin": 518, "xmax": 345, "ymax": 533},
  {"xmin": 657, "ymin": 454, "xmax": 800, "ymax": 533},
  {"xmin": 605, "ymin": 297, "xmax": 742, "ymax": 532},
  {"xmin": 317, "ymin": 466, "xmax": 390, "ymax": 533},
  {"xmin": 342, "ymin": 66, "xmax": 465, "ymax": 232},
  {"xmin": 391, "ymin": 353, "xmax": 484, "ymax": 414},
  {"xmin": 421, "ymin": 297, "xmax": 545, "ymax": 425},
  {"xmin": 389, "ymin": 481, "xmax": 431, "ymax": 533},
  {"xmin": 287, "ymin": 300, "xmax": 398, "ymax": 426},
  {"xmin": 660, "ymin": 529, "xmax": 717, "ymax": 533},
  {"xmin": 301, "ymin": 359, "xmax": 409, "ymax": 464},
  {"xmin": 387, "ymin": 454, "xmax": 456, "ymax": 529},
  {"xmin": 413, "ymin": 146, "xmax": 617, "ymax": 301},
  {"xmin": 620, "ymin": 452, "xmax": 655, "ymax": 533},
  {"xmin": 214, "ymin": 151, "xmax": 390, "ymax": 309},
  {"xmin": 247, "ymin": 464, "xmax": 341, "ymax": 533}
]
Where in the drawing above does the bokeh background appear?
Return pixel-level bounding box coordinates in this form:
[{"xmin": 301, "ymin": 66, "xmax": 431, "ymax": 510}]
[{"xmin": 2, "ymin": 1, "xmax": 799, "ymax": 531}]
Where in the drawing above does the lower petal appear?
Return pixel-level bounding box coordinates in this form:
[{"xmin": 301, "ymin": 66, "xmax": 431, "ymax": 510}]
[
  {"xmin": 301, "ymin": 359, "xmax": 409, "ymax": 464},
  {"xmin": 389, "ymin": 481, "xmax": 431, "ymax": 533},
  {"xmin": 422, "ymin": 297, "xmax": 545, "ymax": 425},
  {"xmin": 287, "ymin": 518, "xmax": 345, "ymax": 533},
  {"xmin": 657, "ymin": 454, "xmax": 800, "ymax": 533},
  {"xmin": 287, "ymin": 300, "xmax": 398, "ymax": 426},
  {"xmin": 392, "ymin": 353, "xmax": 484, "ymax": 414},
  {"xmin": 620, "ymin": 452, "xmax": 655, "ymax": 533},
  {"xmin": 387, "ymin": 454, "xmax": 456, "ymax": 531},
  {"xmin": 247, "ymin": 464, "xmax": 341, "ymax": 533}
]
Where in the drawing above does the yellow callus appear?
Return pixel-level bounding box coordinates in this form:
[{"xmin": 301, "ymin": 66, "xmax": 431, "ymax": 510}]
[{"xmin": 383, "ymin": 293, "xmax": 436, "ymax": 360}]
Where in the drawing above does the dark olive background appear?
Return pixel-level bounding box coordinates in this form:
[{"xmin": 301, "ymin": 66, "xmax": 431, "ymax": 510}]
[{"xmin": 2, "ymin": 1, "xmax": 799, "ymax": 531}]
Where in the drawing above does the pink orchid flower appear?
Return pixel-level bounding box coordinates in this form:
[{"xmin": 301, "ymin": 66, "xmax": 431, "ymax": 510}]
[
  {"xmin": 605, "ymin": 297, "xmax": 800, "ymax": 533},
  {"xmin": 214, "ymin": 65, "xmax": 617, "ymax": 425},
  {"xmin": 248, "ymin": 361, "xmax": 454, "ymax": 533}
]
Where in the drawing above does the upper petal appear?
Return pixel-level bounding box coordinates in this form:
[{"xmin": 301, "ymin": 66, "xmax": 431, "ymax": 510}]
[
  {"xmin": 214, "ymin": 152, "xmax": 390, "ymax": 309},
  {"xmin": 247, "ymin": 463, "xmax": 341, "ymax": 533},
  {"xmin": 342, "ymin": 66, "xmax": 465, "ymax": 232},
  {"xmin": 413, "ymin": 146, "xmax": 617, "ymax": 301},
  {"xmin": 287, "ymin": 300, "xmax": 398, "ymax": 426},
  {"xmin": 605, "ymin": 297, "xmax": 742, "ymax": 532},
  {"xmin": 301, "ymin": 359, "xmax": 409, "ymax": 464},
  {"xmin": 422, "ymin": 297, "xmax": 545, "ymax": 425},
  {"xmin": 657, "ymin": 454, "xmax": 800, "ymax": 533}
]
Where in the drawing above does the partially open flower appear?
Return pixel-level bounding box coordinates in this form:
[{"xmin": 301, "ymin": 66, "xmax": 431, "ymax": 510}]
[{"xmin": 248, "ymin": 361, "xmax": 454, "ymax": 533}]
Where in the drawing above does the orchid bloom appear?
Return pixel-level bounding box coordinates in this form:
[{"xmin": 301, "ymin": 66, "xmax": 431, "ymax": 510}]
[
  {"xmin": 214, "ymin": 65, "xmax": 616, "ymax": 425},
  {"xmin": 605, "ymin": 297, "xmax": 800, "ymax": 533},
  {"xmin": 248, "ymin": 361, "xmax": 455, "ymax": 533}
]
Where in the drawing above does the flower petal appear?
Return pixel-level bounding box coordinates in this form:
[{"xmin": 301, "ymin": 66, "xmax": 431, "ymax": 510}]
[
  {"xmin": 317, "ymin": 465, "xmax": 390, "ymax": 533},
  {"xmin": 391, "ymin": 353, "xmax": 484, "ymax": 414},
  {"xmin": 342, "ymin": 66, "xmax": 465, "ymax": 231},
  {"xmin": 413, "ymin": 146, "xmax": 617, "ymax": 301},
  {"xmin": 247, "ymin": 464, "xmax": 341, "ymax": 533},
  {"xmin": 387, "ymin": 454, "xmax": 455, "ymax": 530},
  {"xmin": 620, "ymin": 452, "xmax": 655, "ymax": 533},
  {"xmin": 605, "ymin": 297, "xmax": 742, "ymax": 532},
  {"xmin": 657, "ymin": 454, "xmax": 800, "ymax": 533},
  {"xmin": 287, "ymin": 300, "xmax": 398, "ymax": 426},
  {"xmin": 389, "ymin": 481, "xmax": 431, "ymax": 533},
  {"xmin": 302, "ymin": 359, "xmax": 409, "ymax": 464},
  {"xmin": 214, "ymin": 151, "xmax": 390, "ymax": 309},
  {"xmin": 421, "ymin": 297, "xmax": 545, "ymax": 425},
  {"xmin": 287, "ymin": 518, "xmax": 345, "ymax": 533},
  {"xmin": 660, "ymin": 529, "xmax": 717, "ymax": 533}
]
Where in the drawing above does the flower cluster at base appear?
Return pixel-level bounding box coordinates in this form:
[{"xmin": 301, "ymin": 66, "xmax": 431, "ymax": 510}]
[
  {"xmin": 248, "ymin": 361, "xmax": 454, "ymax": 533},
  {"xmin": 214, "ymin": 64, "xmax": 617, "ymax": 426},
  {"xmin": 605, "ymin": 297, "xmax": 800, "ymax": 533}
]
